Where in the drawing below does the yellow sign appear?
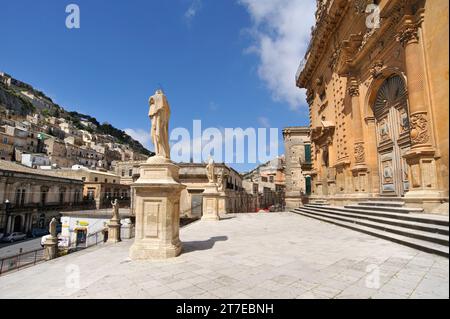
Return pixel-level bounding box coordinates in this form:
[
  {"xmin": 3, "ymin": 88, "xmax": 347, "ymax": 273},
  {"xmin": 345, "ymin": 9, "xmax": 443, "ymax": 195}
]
[{"xmin": 76, "ymin": 221, "xmax": 89, "ymax": 227}]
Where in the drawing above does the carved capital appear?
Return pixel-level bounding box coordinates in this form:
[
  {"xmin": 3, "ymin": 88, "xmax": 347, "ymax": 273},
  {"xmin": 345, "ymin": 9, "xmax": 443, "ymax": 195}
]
[
  {"xmin": 397, "ymin": 17, "xmax": 421, "ymax": 47},
  {"xmin": 347, "ymin": 78, "xmax": 360, "ymax": 97},
  {"xmin": 410, "ymin": 112, "xmax": 430, "ymax": 145}
]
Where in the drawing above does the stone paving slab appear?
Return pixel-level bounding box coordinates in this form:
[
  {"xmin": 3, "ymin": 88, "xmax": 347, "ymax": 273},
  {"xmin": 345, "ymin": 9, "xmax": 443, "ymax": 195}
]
[{"xmin": 0, "ymin": 212, "xmax": 448, "ymax": 299}]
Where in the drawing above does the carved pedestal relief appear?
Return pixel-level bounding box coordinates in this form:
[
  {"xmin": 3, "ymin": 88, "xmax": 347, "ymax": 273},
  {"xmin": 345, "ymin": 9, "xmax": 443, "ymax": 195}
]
[
  {"xmin": 410, "ymin": 112, "xmax": 430, "ymax": 145},
  {"xmin": 354, "ymin": 143, "xmax": 365, "ymax": 164}
]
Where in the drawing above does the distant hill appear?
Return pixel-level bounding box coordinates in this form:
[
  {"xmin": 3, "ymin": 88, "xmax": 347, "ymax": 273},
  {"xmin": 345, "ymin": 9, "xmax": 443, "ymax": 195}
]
[{"xmin": 0, "ymin": 72, "xmax": 153, "ymax": 157}]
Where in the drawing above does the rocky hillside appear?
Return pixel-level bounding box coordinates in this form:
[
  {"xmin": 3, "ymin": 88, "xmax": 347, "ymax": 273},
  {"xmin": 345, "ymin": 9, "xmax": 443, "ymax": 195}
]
[{"xmin": 0, "ymin": 72, "xmax": 153, "ymax": 157}]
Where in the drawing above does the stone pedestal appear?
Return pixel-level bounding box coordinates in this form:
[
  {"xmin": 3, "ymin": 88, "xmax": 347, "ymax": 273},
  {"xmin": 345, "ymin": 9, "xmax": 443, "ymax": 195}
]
[
  {"xmin": 129, "ymin": 156, "xmax": 185, "ymax": 260},
  {"xmin": 202, "ymin": 184, "xmax": 220, "ymax": 221},
  {"xmin": 351, "ymin": 165, "xmax": 369, "ymax": 194},
  {"xmin": 44, "ymin": 236, "xmax": 58, "ymax": 261},
  {"xmin": 285, "ymin": 191, "xmax": 302, "ymax": 210},
  {"xmin": 107, "ymin": 219, "xmax": 121, "ymax": 244},
  {"xmin": 218, "ymin": 192, "xmax": 227, "ymax": 214},
  {"xmin": 121, "ymin": 218, "xmax": 135, "ymax": 239}
]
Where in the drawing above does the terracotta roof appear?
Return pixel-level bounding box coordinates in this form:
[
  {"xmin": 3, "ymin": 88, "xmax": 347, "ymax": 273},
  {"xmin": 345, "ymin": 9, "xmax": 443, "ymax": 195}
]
[{"xmin": 0, "ymin": 160, "xmax": 82, "ymax": 182}]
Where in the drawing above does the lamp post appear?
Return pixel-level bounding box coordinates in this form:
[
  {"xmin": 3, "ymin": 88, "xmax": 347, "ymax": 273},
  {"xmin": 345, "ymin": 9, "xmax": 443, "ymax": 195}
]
[{"xmin": 3, "ymin": 199, "xmax": 11, "ymax": 234}]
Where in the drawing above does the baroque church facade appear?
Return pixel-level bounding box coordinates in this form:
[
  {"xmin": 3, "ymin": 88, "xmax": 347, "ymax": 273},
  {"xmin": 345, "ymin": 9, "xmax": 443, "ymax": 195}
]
[{"xmin": 296, "ymin": 0, "xmax": 448, "ymax": 213}]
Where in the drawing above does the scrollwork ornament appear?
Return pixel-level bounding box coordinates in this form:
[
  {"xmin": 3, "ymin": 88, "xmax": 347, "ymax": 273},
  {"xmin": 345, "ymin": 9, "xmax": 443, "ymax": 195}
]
[
  {"xmin": 410, "ymin": 113, "xmax": 429, "ymax": 145},
  {"xmin": 397, "ymin": 24, "xmax": 419, "ymax": 47},
  {"xmin": 354, "ymin": 143, "xmax": 365, "ymax": 163}
]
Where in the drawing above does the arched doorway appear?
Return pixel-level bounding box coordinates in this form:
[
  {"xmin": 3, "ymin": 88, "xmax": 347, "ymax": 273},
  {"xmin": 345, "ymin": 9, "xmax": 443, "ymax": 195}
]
[
  {"xmin": 373, "ymin": 75, "xmax": 411, "ymax": 196},
  {"xmin": 13, "ymin": 215, "xmax": 22, "ymax": 232}
]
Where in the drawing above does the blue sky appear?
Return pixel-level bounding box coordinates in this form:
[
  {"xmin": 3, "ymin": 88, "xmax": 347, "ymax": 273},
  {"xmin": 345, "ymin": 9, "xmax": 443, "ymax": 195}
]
[{"xmin": 0, "ymin": 0, "xmax": 315, "ymax": 172}]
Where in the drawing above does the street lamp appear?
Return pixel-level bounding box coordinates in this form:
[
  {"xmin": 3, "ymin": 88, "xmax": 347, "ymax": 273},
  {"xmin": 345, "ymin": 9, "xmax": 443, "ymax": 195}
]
[{"xmin": 3, "ymin": 199, "xmax": 11, "ymax": 234}]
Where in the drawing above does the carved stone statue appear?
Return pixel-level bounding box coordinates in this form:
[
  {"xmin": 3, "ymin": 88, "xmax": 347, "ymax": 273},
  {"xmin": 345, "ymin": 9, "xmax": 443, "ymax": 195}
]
[
  {"xmin": 149, "ymin": 90, "xmax": 171, "ymax": 159},
  {"xmin": 217, "ymin": 168, "xmax": 226, "ymax": 192},
  {"xmin": 49, "ymin": 218, "xmax": 57, "ymax": 238},
  {"xmin": 111, "ymin": 199, "xmax": 120, "ymax": 221},
  {"xmin": 206, "ymin": 156, "xmax": 215, "ymax": 184}
]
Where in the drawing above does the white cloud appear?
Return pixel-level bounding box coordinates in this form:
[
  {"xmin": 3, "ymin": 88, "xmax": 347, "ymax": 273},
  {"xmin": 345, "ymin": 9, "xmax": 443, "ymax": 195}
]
[
  {"xmin": 124, "ymin": 128, "xmax": 153, "ymax": 151},
  {"xmin": 184, "ymin": 0, "xmax": 203, "ymax": 23},
  {"xmin": 239, "ymin": 0, "xmax": 316, "ymax": 110}
]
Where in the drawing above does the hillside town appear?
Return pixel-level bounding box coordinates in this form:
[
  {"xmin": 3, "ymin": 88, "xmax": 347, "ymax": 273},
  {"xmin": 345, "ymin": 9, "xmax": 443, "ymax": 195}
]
[{"xmin": 0, "ymin": 72, "xmax": 293, "ymax": 238}]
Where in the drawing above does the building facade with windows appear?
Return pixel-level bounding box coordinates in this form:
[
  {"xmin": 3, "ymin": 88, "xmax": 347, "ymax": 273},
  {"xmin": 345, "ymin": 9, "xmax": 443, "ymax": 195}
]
[
  {"xmin": 114, "ymin": 160, "xmax": 255, "ymax": 217},
  {"xmin": 296, "ymin": 0, "xmax": 448, "ymax": 213},
  {"xmin": 0, "ymin": 160, "xmax": 85, "ymax": 235},
  {"xmin": 283, "ymin": 127, "xmax": 313, "ymax": 210},
  {"xmin": 52, "ymin": 166, "xmax": 130, "ymax": 210}
]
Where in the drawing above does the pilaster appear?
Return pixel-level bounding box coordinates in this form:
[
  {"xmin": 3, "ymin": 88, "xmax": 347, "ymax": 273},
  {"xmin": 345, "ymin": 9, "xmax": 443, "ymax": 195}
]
[{"xmin": 397, "ymin": 11, "xmax": 439, "ymax": 197}]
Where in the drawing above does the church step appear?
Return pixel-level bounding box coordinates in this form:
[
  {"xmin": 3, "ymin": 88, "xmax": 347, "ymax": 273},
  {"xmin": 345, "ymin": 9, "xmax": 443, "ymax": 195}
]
[
  {"xmin": 358, "ymin": 201, "xmax": 405, "ymax": 207},
  {"xmin": 295, "ymin": 206, "xmax": 449, "ymax": 236},
  {"xmin": 295, "ymin": 208, "xmax": 449, "ymax": 246},
  {"xmin": 292, "ymin": 210, "xmax": 449, "ymax": 258},
  {"xmin": 310, "ymin": 200, "xmax": 330, "ymax": 206},
  {"xmin": 345, "ymin": 204, "xmax": 424, "ymax": 214},
  {"xmin": 305, "ymin": 205, "xmax": 449, "ymax": 227},
  {"xmin": 305, "ymin": 204, "xmax": 449, "ymax": 227}
]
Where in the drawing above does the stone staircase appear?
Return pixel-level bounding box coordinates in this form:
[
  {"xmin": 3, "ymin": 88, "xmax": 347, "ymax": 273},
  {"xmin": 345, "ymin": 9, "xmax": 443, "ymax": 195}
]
[
  {"xmin": 309, "ymin": 199, "xmax": 330, "ymax": 206},
  {"xmin": 292, "ymin": 201, "xmax": 449, "ymax": 258}
]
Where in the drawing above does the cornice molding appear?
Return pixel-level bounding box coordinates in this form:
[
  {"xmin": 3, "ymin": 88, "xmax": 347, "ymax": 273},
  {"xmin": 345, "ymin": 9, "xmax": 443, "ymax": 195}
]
[
  {"xmin": 297, "ymin": 0, "xmax": 349, "ymax": 88},
  {"xmin": 298, "ymin": 0, "xmax": 426, "ymax": 85}
]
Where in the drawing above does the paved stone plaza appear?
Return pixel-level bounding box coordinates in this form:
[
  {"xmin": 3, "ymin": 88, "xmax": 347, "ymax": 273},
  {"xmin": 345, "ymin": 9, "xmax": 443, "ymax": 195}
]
[{"xmin": 0, "ymin": 213, "xmax": 448, "ymax": 299}]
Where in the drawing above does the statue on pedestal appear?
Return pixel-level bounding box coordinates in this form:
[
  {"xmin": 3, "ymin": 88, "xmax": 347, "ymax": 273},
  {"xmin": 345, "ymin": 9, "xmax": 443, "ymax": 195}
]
[
  {"xmin": 130, "ymin": 89, "xmax": 185, "ymax": 259},
  {"xmin": 49, "ymin": 218, "xmax": 57, "ymax": 238},
  {"xmin": 149, "ymin": 90, "xmax": 171, "ymax": 159},
  {"xmin": 44, "ymin": 218, "xmax": 58, "ymax": 260},
  {"xmin": 107, "ymin": 199, "xmax": 121, "ymax": 243}
]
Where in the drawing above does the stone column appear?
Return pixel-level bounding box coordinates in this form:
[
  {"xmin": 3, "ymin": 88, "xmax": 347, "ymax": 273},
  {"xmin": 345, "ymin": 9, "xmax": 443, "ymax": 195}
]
[
  {"xmin": 27, "ymin": 214, "xmax": 33, "ymax": 232},
  {"xmin": 348, "ymin": 77, "xmax": 369, "ymax": 194},
  {"xmin": 24, "ymin": 214, "xmax": 29, "ymax": 233},
  {"xmin": 129, "ymin": 156, "xmax": 185, "ymax": 260},
  {"xmin": 0, "ymin": 178, "xmax": 6, "ymax": 204},
  {"xmin": 202, "ymin": 184, "xmax": 221, "ymax": 221},
  {"xmin": 6, "ymin": 215, "xmax": 13, "ymax": 234},
  {"xmin": 107, "ymin": 202, "xmax": 121, "ymax": 244},
  {"xmin": 397, "ymin": 12, "xmax": 438, "ymax": 197},
  {"xmin": 20, "ymin": 214, "xmax": 26, "ymax": 232}
]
